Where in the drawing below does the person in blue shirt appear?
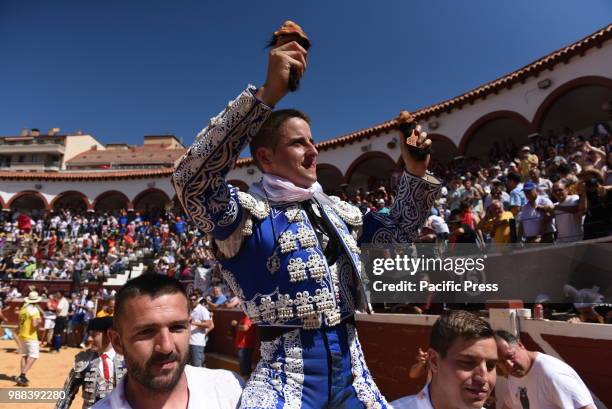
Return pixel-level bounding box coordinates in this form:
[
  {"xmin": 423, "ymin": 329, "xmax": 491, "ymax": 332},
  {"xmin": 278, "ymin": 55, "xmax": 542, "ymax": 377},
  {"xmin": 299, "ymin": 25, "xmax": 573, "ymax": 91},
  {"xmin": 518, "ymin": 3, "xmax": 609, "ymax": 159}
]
[
  {"xmin": 174, "ymin": 216, "xmax": 186, "ymax": 237},
  {"xmin": 118, "ymin": 210, "xmax": 128, "ymax": 229},
  {"xmin": 506, "ymin": 171, "xmax": 526, "ymax": 215},
  {"xmin": 205, "ymin": 286, "xmax": 227, "ymax": 310}
]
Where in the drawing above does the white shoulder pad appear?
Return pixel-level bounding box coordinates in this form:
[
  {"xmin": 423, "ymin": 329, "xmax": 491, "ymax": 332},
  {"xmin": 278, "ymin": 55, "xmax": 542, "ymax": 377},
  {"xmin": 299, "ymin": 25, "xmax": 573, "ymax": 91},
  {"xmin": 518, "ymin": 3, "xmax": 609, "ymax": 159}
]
[
  {"xmin": 329, "ymin": 196, "xmax": 363, "ymax": 227},
  {"xmin": 237, "ymin": 191, "xmax": 270, "ymax": 220}
]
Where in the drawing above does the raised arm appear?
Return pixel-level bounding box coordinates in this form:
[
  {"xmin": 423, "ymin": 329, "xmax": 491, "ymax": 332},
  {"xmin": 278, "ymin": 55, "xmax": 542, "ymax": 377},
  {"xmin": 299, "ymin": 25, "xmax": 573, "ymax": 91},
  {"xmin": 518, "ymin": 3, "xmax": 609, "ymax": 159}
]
[
  {"xmin": 54, "ymin": 367, "xmax": 83, "ymax": 409},
  {"xmin": 54, "ymin": 352, "xmax": 93, "ymax": 409},
  {"xmin": 172, "ymin": 89, "xmax": 272, "ymax": 239},
  {"xmin": 172, "ymin": 41, "xmax": 307, "ymax": 240},
  {"xmin": 360, "ymin": 117, "xmax": 441, "ymax": 244}
]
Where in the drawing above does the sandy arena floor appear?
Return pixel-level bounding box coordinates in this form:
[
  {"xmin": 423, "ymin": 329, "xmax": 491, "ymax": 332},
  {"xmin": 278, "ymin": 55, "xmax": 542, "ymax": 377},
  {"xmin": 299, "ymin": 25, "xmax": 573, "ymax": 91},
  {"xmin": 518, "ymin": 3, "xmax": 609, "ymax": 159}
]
[{"xmin": 0, "ymin": 339, "xmax": 84, "ymax": 409}]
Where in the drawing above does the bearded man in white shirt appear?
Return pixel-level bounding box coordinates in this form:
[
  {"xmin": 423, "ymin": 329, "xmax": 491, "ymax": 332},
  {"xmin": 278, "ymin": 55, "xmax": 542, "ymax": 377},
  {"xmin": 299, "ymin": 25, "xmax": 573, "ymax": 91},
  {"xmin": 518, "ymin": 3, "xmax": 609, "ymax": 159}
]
[{"xmin": 92, "ymin": 274, "xmax": 243, "ymax": 409}]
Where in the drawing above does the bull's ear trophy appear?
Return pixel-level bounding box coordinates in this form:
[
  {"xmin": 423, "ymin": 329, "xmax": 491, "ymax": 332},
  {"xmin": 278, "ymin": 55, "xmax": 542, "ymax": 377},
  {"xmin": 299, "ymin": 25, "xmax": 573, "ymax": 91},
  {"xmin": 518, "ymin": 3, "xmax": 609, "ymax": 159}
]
[
  {"xmin": 397, "ymin": 110, "xmax": 430, "ymax": 161},
  {"xmin": 266, "ymin": 20, "xmax": 311, "ymax": 92}
]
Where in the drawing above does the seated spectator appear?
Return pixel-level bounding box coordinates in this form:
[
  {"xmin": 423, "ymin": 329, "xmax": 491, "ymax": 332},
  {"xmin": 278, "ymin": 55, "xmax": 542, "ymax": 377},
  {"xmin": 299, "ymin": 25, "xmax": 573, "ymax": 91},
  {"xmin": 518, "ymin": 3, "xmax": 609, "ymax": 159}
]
[
  {"xmin": 96, "ymin": 299, "xmax": 115, "ymax": 318},
  {"xmin": 223, "ymin": 290, "xmax": 241, "ymax": 309},
  {"xmin": 375, "ymin": 199, "xmax": 390, "ymax": 214},
  {"xmin": 479, "ymin": 200, "xmax": 515, "ymax": 244},
  {"xmin": 205, "ymin": 286, "xmax": 227, "ymax": 310}
]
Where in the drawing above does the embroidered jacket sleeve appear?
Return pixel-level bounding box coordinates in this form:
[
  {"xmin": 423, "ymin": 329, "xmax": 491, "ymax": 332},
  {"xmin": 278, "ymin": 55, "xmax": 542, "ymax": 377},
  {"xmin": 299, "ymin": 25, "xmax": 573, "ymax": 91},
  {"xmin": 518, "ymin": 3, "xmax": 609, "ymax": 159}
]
[
  {"xmin": 172, "ymin": 86, "xmax": 273, "ymax": 240},
  {"xmin": 359, "ymin": 171, "xmax": 441, "ymax": 244},
  {"xmin": 54, "ymin": 352, "xmax": 90, "ymax": 409}
]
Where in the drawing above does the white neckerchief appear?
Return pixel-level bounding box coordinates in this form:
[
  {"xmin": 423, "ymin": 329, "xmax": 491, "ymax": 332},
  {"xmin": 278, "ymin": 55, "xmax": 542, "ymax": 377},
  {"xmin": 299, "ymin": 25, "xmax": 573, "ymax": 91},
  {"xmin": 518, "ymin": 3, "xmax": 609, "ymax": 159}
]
[{"xmin": 250, "ymin": 173, "xmax": 323, "ymax": 204}]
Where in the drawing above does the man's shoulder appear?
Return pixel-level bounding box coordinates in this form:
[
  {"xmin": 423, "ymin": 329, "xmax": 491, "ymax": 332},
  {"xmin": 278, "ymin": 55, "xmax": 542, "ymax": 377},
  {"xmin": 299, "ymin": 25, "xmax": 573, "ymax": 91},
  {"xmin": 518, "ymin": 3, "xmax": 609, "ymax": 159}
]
[
  {"xmin": 537, "ymin": 196, "xmax": 553, "ymax": 205},
  {"xmin": 195, "ymin": 304, "xmax": 210, "ymax": 313},
  {"xmin": 90, "ymin": 398, "xmax": 110, "ymax": 409},
  {"xmin": 91, "ymin": 380, "xmax": 124, "ymax": 409},
  {"xmin": 26, "ymin": 305, "xmax": 40, "ymax": 316},
  {"xmin": 328, "ymin": 196, "xmax": 363, "ymax": 227},
  {"xmin": 390, "ymin": 389, "xmax": 440, "ymax": 409},
  {"xmin": 533, "ymin": 353, "xmax": 577, "ymax": 377},
  {"xmin": 74, "ymin": 349, "xmax": 97, "ymax": 371},
  {"xmin": 510, "ymin": 187, "xmax": 522, "ymax": 197},
  {"xmin": 186, "ymin": 365, "xmax": 244, "ymax": 394},
  {"xmin": 186, "ymin": 365, "xmax": 242, "ymax": 381},
  {"xmin": 236, "ymin": 191, "xmax": 270, "ymax": 220},
  {"xmin": 391, "ymin": 394, "xmax": 420, "ymax": 408},
  {"xmin": 565, "ymin": 195, "xmax": 580, "ymax": 204}
]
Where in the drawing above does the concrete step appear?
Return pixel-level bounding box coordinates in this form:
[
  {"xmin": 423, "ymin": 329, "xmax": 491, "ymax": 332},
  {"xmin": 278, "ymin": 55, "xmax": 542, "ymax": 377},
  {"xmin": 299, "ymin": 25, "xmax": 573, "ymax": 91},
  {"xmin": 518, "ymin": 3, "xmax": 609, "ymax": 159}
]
[{"xmin": 103, "ymin": 262, "xmax": 146, "ymax": 286}]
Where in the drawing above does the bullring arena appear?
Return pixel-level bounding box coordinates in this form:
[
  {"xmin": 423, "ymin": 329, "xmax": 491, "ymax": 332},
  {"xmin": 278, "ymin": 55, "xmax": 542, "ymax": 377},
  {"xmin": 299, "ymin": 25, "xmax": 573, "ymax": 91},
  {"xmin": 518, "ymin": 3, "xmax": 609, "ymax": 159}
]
[{"xmin": 1, "ymin": 22, "xmax": 612, "ymax": 409}]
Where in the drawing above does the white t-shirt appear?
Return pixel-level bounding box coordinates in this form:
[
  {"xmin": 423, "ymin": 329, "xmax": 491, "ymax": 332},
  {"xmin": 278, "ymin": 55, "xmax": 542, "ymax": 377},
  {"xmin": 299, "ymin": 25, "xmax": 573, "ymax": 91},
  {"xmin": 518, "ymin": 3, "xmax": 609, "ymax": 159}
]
[
  {"xmin": 194, "ymin": 267, "xmax": 211, "ymax": 293},
  {"xmin": 392, "ymin": 383, "xmax": 483, "ymax": 409},
  {"xmin": 427, "ymin": 215, "xmax": 449, "ymax": 235},
  {"xmin": 534, "ymin": 178, "xmax": 553, "ymax": 198},
  {"xmin": 392, "ymin": 384, "xmax": 435, "ymax": 409},
  {"xmin": 189, "ymin": 304, "xmax": 211, "ymax": 347},
  {"xmin": 518, "ymin": 197, "xmax": 554, "ymax": 238},
  {"xmin": 554, "ymin": 195, "xmax": 583, "ymax": 243},
  {"xmin": 503, "ymin": 353, "xmax": 594, "ymax": 409},
  {"xmin": 83, "ymin": 300, "xmax": 95, "ymax": 321},
  {"xmin": 91, "ymin": 365, "xmax": 243, "ymax": 409},
  {"xmin": 57, "ymin": 297, "xmax": 70, "ymax": 317}
]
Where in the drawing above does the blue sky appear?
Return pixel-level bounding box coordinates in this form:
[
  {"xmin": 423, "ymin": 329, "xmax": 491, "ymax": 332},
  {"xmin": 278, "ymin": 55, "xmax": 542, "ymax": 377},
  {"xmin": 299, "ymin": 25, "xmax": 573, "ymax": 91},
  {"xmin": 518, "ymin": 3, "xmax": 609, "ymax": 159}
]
[{"xmin": 1, "ymin": 1, "xmax": 610, "ymax": 149}]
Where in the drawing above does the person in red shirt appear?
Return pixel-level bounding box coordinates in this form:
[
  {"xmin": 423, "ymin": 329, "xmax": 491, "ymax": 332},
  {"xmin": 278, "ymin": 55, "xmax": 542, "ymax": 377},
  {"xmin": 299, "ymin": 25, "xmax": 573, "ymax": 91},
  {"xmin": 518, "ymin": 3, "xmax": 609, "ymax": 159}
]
[
  {"xmin": 47, "ymin": 233, "xmax": 56, "ymax": 259},
  {"xmin": 17, "ymin": 213, "xmax": 33, "ymax": 234},
  {"xmin": 122, "ymin": 233, "xmax": 134, "ymax": 248},
  {"xmin": 231, "ymin": 314, "xmax": 255, "ymax": 377}
]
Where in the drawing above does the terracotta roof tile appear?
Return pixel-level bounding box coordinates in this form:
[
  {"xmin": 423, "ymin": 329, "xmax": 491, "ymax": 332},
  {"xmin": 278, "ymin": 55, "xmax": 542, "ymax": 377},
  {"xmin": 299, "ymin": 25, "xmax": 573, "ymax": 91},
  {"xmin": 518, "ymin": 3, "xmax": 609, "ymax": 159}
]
[
  {"xmin": 67, "ymin": 147, "xmax": 186, "ymax": 165},
  {"xmin": 0, "ymin": 168, "xmax": 174, "ymax": 181}
]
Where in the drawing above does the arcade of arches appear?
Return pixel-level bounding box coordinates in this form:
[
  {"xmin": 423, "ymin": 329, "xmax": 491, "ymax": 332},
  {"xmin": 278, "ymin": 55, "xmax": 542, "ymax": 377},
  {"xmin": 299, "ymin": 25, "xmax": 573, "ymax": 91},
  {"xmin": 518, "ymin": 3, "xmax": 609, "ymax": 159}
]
[
  {"xmin": 460, "ymin": 77, "xmax": 612, "ymax": 161},
  {"xmin": 2, "ymin": 188, "xmax": 176, "ymax": 216},
  {"xmin": 93, "ymin": 191, "xmax": 131, "ymax": 213},
  {"xmin": 133, "ymin": 189, "xmax": 171, "ymax": 214},
  {"xmin": 51, "ymin": 191, "xmax": 90, "ymax": 213},
  {"xmin": 2, "ymin": 78, "xmax": 611, "ymax": 210},
  {"xmin": 316, "ymin": 77, "xmax": 612, "ymax": 193},
  {"xmin": 7, "ymin": 192, "xmax": 48, "ymax": 218}
]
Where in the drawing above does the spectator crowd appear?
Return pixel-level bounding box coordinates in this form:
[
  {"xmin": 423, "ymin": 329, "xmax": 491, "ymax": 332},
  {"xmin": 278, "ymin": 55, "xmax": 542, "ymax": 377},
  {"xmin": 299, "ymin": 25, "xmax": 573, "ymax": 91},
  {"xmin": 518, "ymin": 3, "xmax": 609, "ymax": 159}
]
[
  {"xmin": 0, "ymin": 209, "xmax": 220, "ymax": 286},
  {"xmin": 0, "ymin": 122, "xmax": 611, "ymax": 328},
  {"xmin": 339, "ymin": 123, "xmax": 612, "ymax": 246}
]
